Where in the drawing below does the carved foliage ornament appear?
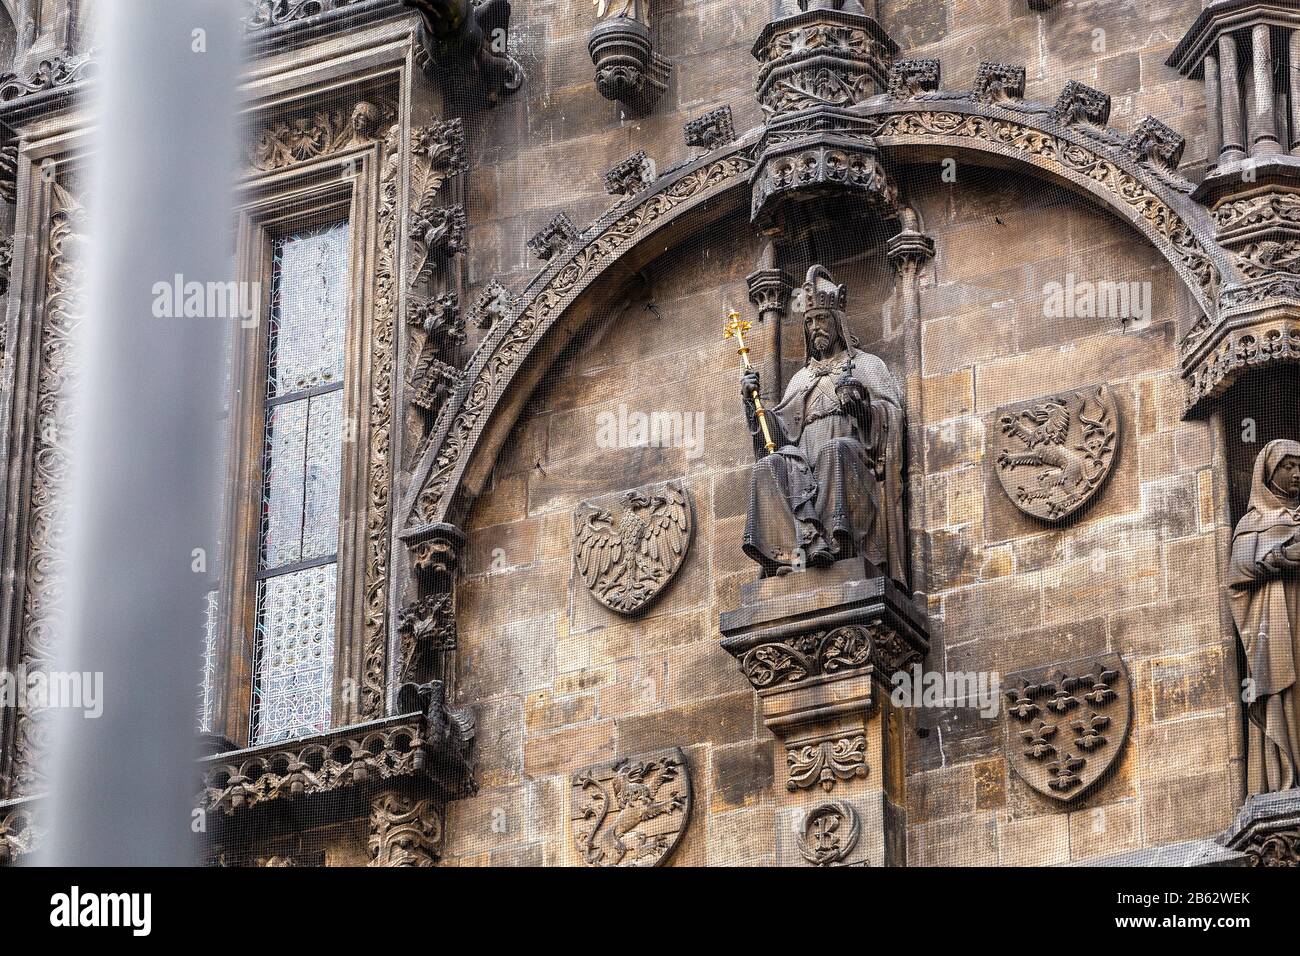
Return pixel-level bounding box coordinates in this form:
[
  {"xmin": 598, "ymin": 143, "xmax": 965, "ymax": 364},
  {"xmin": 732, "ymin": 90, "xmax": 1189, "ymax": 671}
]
[
  {"xmin": 528, "ymin": 211, "xmax": 579, "ymax": 261},
  {"xmin": 574, "ymin": 480, "xmax": 692, "ymax": 615},
  {"xmin": 248, "ymin": 100, "xmax": 392, "ymax": 171},
  {"xmin": 994, "ymin": 384, "xmax": 1119, "ymax": 522},
  {"xmin": 1246, "ymin": 830, "xmax": 1300, "ymax": 867},
  {"xmin": 864, "ymin": 111, "xmax": 1216, "ymax": 298},
  {"xmin": 368, "ymin": 791, "xmax": 443, "ymax": 867},
  {"xmin": 604, "ymin": 150, "xmax": 656, "ymax": 196},
  {"xmin": 357, "ymin": 123, "xmax": 405, "ymax": 718},
  {"xmin": 0, "ymin": 803, "xmax": 40, "ymax": 865},
  {"xmin": 797, "ymin": 801, "xmax": 860, "ymax": 866},
  {"xmin": 787, "ymin": 735, "xmax": 867, "ymax": 792},
  {"xmin": 0, "ymin": 52, "xmax": 96, "ymax": 103},
  {"xmin": 683, "ymin": 105, "xmax": 735, "ymax": 150},
  {"xmin": 571, "ymin": 747, "xmax": 690, "ymax": 867},
  {"xmin": 1003, "ymin": 654, "xmax": 1131, "ymax": 802},
  {"xmin": 738, "ymin": 621, "xmax": 921, "ymax": 690},
  {"xmin": 11, "ymin": 180, "xmax": 86, "ymax": 796}
]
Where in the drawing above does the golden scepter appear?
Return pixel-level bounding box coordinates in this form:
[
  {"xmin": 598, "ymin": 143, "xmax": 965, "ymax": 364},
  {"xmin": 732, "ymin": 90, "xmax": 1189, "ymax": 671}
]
[{"xmin": 724, "ymin": 310, "xmax": 776, "ymax": 454}]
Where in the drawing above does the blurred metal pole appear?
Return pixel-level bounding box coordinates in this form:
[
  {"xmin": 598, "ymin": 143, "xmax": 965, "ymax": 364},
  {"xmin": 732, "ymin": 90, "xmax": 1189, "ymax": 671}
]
[{"xmin": 36, "ymin": 1, "xmax": 241, "ymax": 866}]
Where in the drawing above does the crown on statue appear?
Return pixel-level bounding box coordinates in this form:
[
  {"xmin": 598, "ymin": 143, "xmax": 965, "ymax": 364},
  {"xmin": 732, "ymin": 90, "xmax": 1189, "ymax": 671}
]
[{"xmin": 792, "ymin": 264, "xmax": 847, "ymax": 314}]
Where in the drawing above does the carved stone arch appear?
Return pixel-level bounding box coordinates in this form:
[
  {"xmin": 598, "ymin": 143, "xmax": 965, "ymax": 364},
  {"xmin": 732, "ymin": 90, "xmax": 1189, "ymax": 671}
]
[
  {"xmin": 402, "ymin": 146, "xmax": 759, "ymax": 532},
  {"xmin": 401, "ymin": 97, "xmax": 1220, "ymax": 532},
  {"xmin": 856, "ymin": 99, "xmax": 1226, "ymax": 315}
]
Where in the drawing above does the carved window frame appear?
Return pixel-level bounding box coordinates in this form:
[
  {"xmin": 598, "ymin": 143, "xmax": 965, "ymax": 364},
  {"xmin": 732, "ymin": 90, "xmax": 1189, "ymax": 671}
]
[{"xmin": 211, "ymin": 147, "xmax": 386, "ymax": 747}]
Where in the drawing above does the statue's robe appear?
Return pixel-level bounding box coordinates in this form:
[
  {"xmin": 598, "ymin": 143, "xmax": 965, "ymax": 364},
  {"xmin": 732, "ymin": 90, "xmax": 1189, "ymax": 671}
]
[
  {"xmin": 1227, "ymin": 439, "xmax": 1300, "ymax": 794},
  {"xmin": 743, "ymin": 347, "xmax": 908, "ymax": 587}
]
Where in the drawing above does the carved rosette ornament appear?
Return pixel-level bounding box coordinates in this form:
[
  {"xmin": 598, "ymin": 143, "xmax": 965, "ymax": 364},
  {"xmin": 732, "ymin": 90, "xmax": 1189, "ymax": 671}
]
[
  {"xmin": 749, "ymin": 3, "xmax": 899, "ymax": 229},
  {"xmin": 588, "ymin": 0, "xmax": 671, "ymax": 114},
  {"xmin": 797, "ymin": 801, "xmax": 860, "ymax": 866},
  {"xmin": 1002, "ymin": 654, "xmax": 1132, "ymax": 802},
  {"xmin": 994, "ymin": 384, "xmax": 1119, "ymax": 522},
  {"xmin": 574, "ymin": 480, "xmax": 693, "ymax": 615},
  {"xmin": 571, "ymin": 747, "xmax": 690, "ymax": 867}
]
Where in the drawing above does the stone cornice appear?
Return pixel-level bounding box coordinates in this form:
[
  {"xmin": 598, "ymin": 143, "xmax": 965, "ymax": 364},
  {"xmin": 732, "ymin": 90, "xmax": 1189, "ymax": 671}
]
[{"xmin": 0, "ymin": 50, "xmax": 97, "ymax": 125}]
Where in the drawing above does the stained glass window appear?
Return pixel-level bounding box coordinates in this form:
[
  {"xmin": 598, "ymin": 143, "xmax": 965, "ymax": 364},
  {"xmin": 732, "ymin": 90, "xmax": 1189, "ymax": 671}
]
[{"xmin": 250, "ymin": 220, "xmax": 350, "ymax": 745}]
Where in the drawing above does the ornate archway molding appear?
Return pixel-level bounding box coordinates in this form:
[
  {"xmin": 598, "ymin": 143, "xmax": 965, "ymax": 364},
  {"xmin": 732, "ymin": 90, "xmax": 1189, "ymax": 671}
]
[{"xmin": 400, "ymin": 89, "xmax": 1222, "ymax": 536}]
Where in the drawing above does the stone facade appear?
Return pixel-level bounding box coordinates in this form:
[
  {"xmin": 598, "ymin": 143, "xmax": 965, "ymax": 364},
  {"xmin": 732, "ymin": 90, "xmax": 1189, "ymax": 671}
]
[{"xmin": 1, "ymin": 0, "xmax": 1298, "ymax": 867}]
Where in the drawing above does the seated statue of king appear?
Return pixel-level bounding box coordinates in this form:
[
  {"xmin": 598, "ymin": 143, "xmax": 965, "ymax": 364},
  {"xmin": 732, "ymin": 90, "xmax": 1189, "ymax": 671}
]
[{"xmin": 739, "ymin": 264, "xmax": 908, "ymax": 589}]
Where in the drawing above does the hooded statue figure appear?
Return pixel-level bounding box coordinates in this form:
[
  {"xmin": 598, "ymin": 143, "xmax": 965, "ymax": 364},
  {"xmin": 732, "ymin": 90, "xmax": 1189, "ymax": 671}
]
[
  {"xmin": 1228, "ymin": 438, "xmax": 1300, "ymax": 794},
  {"xmin": 739, "ymin": 264, "xmax": 908, "ymax": 589}
]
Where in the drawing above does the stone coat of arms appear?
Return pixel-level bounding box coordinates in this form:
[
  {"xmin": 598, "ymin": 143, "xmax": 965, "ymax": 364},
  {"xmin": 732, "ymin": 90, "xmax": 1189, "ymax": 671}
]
[
  {"xmin": 1003, "ymin": 654, "xmax": 1131, "ymax": 802},
  {"xmin": 994, "ymin": 384, "xmax": 1119, "ymax": 521},
  {"xmin": 570, "ymin": 748, "xmax": 691, "ymax": 867},
  {"xmin": 573, "ymin": 479, "xmax": 692, "ymax": 615}
]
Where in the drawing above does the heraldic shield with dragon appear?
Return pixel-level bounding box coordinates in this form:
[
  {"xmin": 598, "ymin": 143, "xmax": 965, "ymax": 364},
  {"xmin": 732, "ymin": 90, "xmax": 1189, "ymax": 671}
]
[
  {"xmin": 994, "ymin": 384, "xmax": 1119, "ymax": 522},
  {"xmin": 573, "ymin": 479, "xmax": 693, "ymax": 615},
  {"xmin": 570, "ymin": 748, "xmax": 691, "ymax": 867}
]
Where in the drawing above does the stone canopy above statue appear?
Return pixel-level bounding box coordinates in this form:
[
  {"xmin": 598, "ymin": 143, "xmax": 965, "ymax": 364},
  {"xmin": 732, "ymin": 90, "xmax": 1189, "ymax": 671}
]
[{"xmin": 749, "ymin": 0, "xmax": 900, "ymax": 230}]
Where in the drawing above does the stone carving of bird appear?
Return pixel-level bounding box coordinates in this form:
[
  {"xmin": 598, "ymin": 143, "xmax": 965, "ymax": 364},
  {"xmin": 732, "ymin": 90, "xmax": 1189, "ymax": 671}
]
[{"xmin": 574, "ymin": 482, "xmax": 691, "ymax": 614}]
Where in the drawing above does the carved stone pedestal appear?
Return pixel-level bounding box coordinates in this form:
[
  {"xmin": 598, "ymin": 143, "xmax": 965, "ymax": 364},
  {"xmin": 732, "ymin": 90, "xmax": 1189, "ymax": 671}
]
[
  {"xmin": 720, "ymin": 559, "xmax": 928, "ymax": 866},
  {"xmin": 1219, "ymin": 790, "xmax": 1300, "ymax": 867}
]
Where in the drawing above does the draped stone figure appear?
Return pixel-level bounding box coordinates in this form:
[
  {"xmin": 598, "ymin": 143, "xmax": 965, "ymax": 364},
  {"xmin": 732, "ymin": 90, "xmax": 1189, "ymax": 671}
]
[
  {"xmin": 740, "ymin": 265, "xmax": 908, "ymax": 588},
  {"xmin": 1228, "ymin": 439, "xmax": 1300, "ymax": 794}
]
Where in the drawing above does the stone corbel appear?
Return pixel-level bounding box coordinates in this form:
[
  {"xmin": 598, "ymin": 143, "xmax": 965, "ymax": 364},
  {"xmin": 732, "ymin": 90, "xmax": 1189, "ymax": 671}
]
[
  {"xmin": 400, "ymin": 522, "xmax": 465, "ymax": 689},
  {"xmin": 589, "ymin": 1, "xmax": 672, "ymax": 115},
  {"xmin": 720, "ymin": 560, "xmax": 928, "ymax": 866},
  {"xmin": 887, "ymin": 206, "xmax": 935, "ymax": 327},
  {"xmin": 0, "ymin": 796, "xmax": 41, "ymax": 866},
  {"xmin": 1219, "ymin": 790, "xmax": 1300, "ymax": 867},
  {"xmin": 368, "ymin": 788, "xmax": 444, "ymax": 866}
]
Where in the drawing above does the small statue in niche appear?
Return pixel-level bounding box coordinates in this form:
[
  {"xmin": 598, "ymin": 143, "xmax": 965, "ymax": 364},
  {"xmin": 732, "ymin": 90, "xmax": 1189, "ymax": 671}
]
[
  {"xmin": 738, "ymin": 265, "xmax": 908, "ymax": 587},
  {"xmin": 1228, "ymin": 439, "xmax": 1300, "ymax": 794}
]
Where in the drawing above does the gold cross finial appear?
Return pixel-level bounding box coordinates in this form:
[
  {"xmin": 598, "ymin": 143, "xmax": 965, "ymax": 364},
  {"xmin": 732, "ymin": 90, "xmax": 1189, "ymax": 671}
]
[{"xmin": 723, "ymin": 309, "xmax": 751, "ymax": 341}]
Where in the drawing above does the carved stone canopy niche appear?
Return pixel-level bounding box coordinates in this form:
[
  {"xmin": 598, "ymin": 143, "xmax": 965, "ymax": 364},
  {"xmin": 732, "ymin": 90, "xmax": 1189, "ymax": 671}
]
[
  {"xmin": 1168, "ymin": 2, "xmax": 1300, "ymax": 414},
  {"xmin": 749, "ymin": 4, "xmax": 900, "ymax": 231}
]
